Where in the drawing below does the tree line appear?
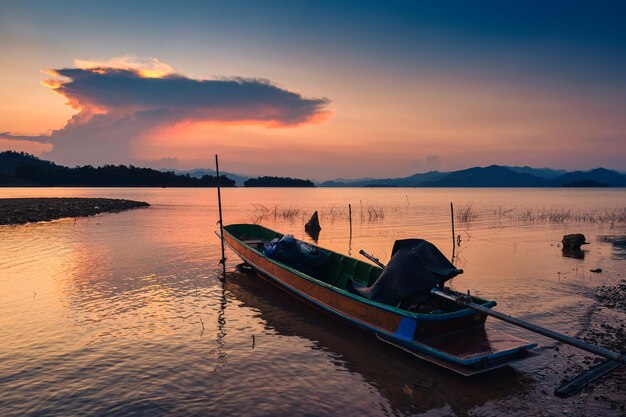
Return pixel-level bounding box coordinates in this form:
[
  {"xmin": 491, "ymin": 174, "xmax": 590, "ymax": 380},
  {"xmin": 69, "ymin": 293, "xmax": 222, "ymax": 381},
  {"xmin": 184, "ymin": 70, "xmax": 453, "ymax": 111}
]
[
  {"xmin": 1, "ymin": 152, "xmax": 317, "ymax": 187},
  {"xmin": 0, "ymin": 152, "xmax": 235, "ymax": 187},
  {"xmin": 244, "ymin": 176, "xmax": 315, "ymax": 187}
]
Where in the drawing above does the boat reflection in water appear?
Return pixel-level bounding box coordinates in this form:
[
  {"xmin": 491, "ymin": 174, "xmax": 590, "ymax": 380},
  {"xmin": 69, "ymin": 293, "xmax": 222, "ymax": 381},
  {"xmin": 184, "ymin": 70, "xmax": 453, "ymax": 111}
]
[{"xmin": 224, "ymin": 270, "xmax": 533, "ymax": 416}]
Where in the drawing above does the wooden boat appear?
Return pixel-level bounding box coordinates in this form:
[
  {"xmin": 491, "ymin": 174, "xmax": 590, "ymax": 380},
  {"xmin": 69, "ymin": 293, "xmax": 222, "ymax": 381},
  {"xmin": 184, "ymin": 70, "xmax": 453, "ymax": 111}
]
[{"xmin": 222, "ymin": 223, "xmax": 537, "ymax": 375}]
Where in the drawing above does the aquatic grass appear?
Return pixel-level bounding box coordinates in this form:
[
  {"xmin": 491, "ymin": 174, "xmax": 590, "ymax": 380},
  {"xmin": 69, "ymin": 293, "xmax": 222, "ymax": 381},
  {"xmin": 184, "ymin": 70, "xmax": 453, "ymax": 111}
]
[
  {"xmin": 456, "ymin": 204, "xmax": 478, "ymax": 224},
  {"xmin": 359, "ymin": 200, "xmax": 365, "ymax": 221},
  {"xmin": 545, "ymin": 208, "xmax": 571, "ymax": 223},
  {"xmin": 597, "ymin": 208, "xmax": 626, "ymax": 227},
  {"xmin": 252, "ymin": 204, "xmax": 350, "ymax": 224},
  {"xmin": 248, "ymin": 202, "xmax": 385, "ymax": 225},
  {"xmin": 511, "ymin": 207, "xmax": 625, "ymax": 225},
  {"xmin": 366, "ymin": 204, "xmax": 385, "ymax": 221},
  {"xmin": 495, "ymin": 206, "xmax": 516, "ymax": 219},
  {"xmin": 248, "ymin": 202, "xmax": 625, "ymax": 228},
  {"xmin": 249, "ymin": 204, "xmax": 303, "ymax": 223},
  {"xmin": 319, "ymin": 205, "xmax": 346, "ymax": 223}
]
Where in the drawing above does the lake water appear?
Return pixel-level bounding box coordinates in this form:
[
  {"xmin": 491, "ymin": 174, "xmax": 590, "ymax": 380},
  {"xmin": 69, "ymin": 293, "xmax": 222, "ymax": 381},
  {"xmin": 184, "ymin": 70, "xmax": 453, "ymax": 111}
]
[{"xmin": 1, "ymin": 188, "xmax": 625, "ymax": 416}]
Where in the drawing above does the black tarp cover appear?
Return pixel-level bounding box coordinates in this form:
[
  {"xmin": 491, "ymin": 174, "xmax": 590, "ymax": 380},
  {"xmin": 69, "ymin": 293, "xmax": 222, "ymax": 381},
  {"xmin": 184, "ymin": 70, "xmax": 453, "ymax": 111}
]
[{"xmin": 352, "ymin": 239, "xmax": 462, "ymax": 306}]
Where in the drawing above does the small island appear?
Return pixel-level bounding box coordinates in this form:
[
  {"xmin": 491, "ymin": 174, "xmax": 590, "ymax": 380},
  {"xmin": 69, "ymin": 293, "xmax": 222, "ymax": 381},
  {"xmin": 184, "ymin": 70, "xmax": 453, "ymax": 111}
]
[
  {"xmin": 0, "ymin": 198, "xmax": 150, "ymax": 226},
  {"xmin": 244, "ymin": 176, "xmax": 315, "ymax": 187}
]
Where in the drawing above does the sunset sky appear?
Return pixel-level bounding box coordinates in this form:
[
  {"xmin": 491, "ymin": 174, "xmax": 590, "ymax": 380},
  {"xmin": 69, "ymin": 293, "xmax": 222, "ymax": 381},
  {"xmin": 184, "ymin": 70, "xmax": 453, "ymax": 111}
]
[{"xmin": 1, "ymin": 1, "xmax": 625, "ymax": 180}]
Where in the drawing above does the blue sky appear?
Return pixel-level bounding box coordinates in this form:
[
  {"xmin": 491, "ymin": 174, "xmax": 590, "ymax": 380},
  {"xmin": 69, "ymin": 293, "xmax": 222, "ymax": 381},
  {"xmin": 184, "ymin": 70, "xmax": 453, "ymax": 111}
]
[{"xmin": 1, "ymin": 1, "xmax": 625, "ymax": 178}]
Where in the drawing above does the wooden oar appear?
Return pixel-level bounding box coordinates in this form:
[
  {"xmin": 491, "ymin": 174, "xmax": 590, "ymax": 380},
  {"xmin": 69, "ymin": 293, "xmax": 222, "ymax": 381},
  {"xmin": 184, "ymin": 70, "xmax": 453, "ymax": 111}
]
[
  {"xmin": 359, "ymin": 248, "xmax": 625, "ymax": 364},
  {"xmin": 554, "ymin": 359, "xmax": 622, "ymax": 397},
  {"xmin": 359, "ymin": 248, "xmax": 625, "ymax": 395},
  {"xmin": 431, "ymin": 289, "xmax": 625, "ymax": 364}
]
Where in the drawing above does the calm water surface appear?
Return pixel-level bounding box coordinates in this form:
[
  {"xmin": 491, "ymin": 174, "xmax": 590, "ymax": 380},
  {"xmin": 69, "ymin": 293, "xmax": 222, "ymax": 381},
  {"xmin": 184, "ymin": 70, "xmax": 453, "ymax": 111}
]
[{"xmin": 1, "ymin": 188, "xmax": 625, "ymax": 416}]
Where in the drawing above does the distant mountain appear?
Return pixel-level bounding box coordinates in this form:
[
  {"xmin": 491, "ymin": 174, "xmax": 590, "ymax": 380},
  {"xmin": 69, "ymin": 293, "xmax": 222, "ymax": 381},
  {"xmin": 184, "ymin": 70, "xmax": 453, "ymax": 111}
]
[
  {"xmin": 318, "ymin": 180, "xmax": 348, "ymax": 187},
  {"xmin": 550, "ymin": 168, "xmax": 626, "ymax": 187},
  {"xmin": 161, "ymin": 168, "xmax": 249, "ymax": 186},
  {"xmin": 0, "ymin": 151, "xmax": 236, "ymax": 187},
  {"xmin": 3, "ymin": 151, "xmax": 624, "ymax": 188},
  {"xmin": 320, "ymin": 171, "xmax": 447, "ymax": 187},
  {"xmin": 331, "ymin": 176, "xmax": 376, "ymax": 183},
  {"xmin": 319, "ymin": 165, "xmax": 626, "ymax": 188},
  {"xmin": 561, "ymin": 180, "xmax": 609, "ymax": 187},
  {"xmin": 505, "ymin": 166, "xmax": 567, "ymax": 179},
  {"xmin": 421, "ymin": 166, "xmax": 548, "ymax": 187}
]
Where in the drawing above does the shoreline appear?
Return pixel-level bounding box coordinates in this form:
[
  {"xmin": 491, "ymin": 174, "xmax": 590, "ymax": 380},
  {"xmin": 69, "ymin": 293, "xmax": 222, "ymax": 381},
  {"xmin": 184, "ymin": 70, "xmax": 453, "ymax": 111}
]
[{"xmin": 0, "ymin": 198, "xmax": 150, "ymax": 226}]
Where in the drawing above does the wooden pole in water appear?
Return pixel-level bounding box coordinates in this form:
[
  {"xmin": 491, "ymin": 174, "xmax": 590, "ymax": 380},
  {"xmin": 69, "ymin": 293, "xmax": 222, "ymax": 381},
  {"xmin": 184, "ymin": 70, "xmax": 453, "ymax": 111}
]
[
  {"xmin": 215, "ymin": 154, "xmax": 226, "ymax": 266},
  {"xmin": 450, "ymin": 202, "xmax": 455, "ymax": 249},
  {"xmin": 348, "ymin": 203, "xmax": 352, "ymax": 239},
  {"xmin": 450, "ymin": 202, "xmax": 456, "ymax": 261}
]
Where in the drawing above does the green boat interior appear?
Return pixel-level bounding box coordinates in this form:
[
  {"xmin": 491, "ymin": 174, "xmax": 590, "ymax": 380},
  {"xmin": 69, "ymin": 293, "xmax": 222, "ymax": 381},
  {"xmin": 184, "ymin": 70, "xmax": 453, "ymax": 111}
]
[{"xmin": 225, "ymin": 223, "xmax": 492, "ymax": 314}]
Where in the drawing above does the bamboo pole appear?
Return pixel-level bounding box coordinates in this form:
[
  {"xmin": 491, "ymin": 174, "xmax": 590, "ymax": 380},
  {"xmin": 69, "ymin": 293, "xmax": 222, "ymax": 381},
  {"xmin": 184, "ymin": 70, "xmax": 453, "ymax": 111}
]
[
  {"xmin": 215, "ymin": 154, "xmax": 226, "ymax": 266},
  {"xmin": 359, "ymin": 248, "xmax": 626, "ymax": 365},
  {"xmin": 432, "ymin": 289, "xmax": 626, "ymax": 364},
  {"xmin": 348, "ymin": 203, "xmax": 352, "ymax": 239},
  {"xmin": 450, "ymin": 202, "xmax": 456, "ymax": 257}
]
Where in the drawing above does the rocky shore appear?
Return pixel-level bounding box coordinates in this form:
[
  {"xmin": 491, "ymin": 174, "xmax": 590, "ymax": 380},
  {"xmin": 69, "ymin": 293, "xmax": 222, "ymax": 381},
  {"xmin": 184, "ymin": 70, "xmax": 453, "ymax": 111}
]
[
  {"xmin": 556, "ymin": 280, "xmax": 626, "ymax": 413},
  {"xmin": 0, "ymin": 198, "xmax": 149, "ymax": 225}
]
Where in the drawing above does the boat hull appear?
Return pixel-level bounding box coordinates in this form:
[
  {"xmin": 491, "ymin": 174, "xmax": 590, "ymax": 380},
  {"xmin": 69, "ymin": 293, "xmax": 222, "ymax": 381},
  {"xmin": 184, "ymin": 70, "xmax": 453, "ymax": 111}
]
[{"xmin": 222, "ymin": 225, "xmax": 536, "ymax": 374}]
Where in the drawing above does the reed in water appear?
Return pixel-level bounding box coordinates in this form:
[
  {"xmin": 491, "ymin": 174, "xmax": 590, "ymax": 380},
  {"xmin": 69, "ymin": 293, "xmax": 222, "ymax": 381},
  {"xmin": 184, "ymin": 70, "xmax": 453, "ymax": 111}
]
[
  {"xmin": 249, "ymin": 203, "xmax": 385, "ymax": 224},
  {"xmin": 249, "ymin": 202, "xmax": 625, "ymax": 227}
]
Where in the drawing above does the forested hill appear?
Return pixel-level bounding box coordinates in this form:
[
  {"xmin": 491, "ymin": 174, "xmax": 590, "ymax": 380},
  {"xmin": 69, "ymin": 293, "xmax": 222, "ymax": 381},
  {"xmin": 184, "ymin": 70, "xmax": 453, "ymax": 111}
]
[
  {"xmin": 244, "ymin": 176, "xmax": 315, "ymax": 187},
  {"xmin": 0, "ymin": 151, "xmax": 236, "ymax": 187},
  {"xmin": 321, "ymin": 165, "xmax": 626, "ymax": 187}
]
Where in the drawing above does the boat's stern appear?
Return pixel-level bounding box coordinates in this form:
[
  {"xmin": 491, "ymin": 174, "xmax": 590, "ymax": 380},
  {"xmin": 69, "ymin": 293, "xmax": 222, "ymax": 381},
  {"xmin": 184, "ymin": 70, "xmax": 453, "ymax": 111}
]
[{"xmin": 379, "ymin": 326, "xmax": 537, "ymax": 375}]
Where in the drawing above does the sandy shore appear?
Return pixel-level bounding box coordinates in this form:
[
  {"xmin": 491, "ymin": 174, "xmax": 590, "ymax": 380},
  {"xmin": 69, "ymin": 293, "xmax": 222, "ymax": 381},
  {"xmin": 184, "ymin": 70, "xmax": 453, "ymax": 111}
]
[{"xmin": 0, "ymin": 197, "xmax": 150, "ymax": 225}]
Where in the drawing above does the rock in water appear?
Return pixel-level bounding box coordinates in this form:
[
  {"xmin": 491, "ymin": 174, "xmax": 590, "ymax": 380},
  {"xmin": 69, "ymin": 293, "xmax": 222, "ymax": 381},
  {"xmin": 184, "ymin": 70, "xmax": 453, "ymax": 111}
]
[
  {"xmin": 305, "ymin": 211, "xmax": 321, "ymax": 241},
  {"xmin": 562, "ymin": 234, "xmax": 589, "ymax": 250}
]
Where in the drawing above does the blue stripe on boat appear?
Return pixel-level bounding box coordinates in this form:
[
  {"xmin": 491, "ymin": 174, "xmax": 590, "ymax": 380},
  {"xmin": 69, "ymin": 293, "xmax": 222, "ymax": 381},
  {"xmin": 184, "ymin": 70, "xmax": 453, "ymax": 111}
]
[{"xmin": 395, "ymin": 317, "xmax": 417, "ymax": 341}]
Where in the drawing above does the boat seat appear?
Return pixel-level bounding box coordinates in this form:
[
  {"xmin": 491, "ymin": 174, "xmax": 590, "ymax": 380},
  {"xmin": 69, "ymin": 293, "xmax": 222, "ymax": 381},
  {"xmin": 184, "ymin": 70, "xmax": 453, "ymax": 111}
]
[
  {"xmin": 353, "ymin": 262, "xmax": 372, "ymax": 285},
  {"xmin": 367, "ymin": 267, "xmax": 382, "ymax": 286},
  {"xmin": 242, "ymin": 239, "xmax": 266, "ymax": 251},
  {"xmin": 242, "ymin": 239, "xmax": 266, "ymax": 245},
  {"xmin": 334, "ymin": 257, "xmax": 357, "ymax": 289},
  {"xmin": 324, "ymin": 253, "xmax": 343, "ymax": 285}
]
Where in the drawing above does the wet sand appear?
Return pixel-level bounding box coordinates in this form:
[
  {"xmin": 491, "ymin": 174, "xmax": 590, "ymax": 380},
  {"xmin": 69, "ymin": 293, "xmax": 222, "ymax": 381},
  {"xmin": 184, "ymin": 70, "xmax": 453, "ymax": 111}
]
[{"xmin": 0, "ymin": 197, "xmax": 149, "ymax": 225}]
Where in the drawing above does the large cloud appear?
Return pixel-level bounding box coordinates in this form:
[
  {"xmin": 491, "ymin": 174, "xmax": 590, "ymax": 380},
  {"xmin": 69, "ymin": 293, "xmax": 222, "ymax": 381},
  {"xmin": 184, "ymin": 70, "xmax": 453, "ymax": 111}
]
[{"xmin": 1, "ymin": 57, "xmax": 330, "ymax": 165}]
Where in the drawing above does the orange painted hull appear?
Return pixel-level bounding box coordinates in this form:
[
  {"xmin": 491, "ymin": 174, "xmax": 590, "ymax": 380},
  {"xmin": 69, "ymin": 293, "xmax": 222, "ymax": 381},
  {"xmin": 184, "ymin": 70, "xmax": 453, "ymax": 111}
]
[{"xmin": 221, "ymin": 224, "xmax": 536, "ymax": 375}]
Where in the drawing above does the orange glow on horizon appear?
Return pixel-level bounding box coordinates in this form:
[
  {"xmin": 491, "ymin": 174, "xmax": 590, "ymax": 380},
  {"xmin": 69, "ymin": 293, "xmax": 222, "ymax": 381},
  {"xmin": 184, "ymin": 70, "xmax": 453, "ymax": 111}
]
[
  {"xmin": 0, "ymin": 138, "xmax": 52, "ymax": 154},
  {"xmin": 2, "ymin": 51, "xmax": 624, "ymax": 177}
]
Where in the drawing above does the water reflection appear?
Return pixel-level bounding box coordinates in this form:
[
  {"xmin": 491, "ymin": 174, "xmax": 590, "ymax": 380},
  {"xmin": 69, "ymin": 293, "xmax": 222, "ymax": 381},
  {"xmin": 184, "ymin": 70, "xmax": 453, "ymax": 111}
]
[
  {"xmin": 224, "ymin": 271, "xmax": 531, "ymax": 416},
  {"xmin": 562, "ymin": 248, "xmax": 586, "ymax": 259},
  {"xmin": 305, "ymin": 226, "xmax": 320, "ymax": 243},
  {"xmin": 214, "ymin": 282, "xmax": 228, "ymax": 372},
  {"xmin": 2, "ymin": 187, "xmax": 625, "ymax": 417},
  {"xmin": 598, "ymin": 235, "xmax": 626, "ymax": 260}
]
